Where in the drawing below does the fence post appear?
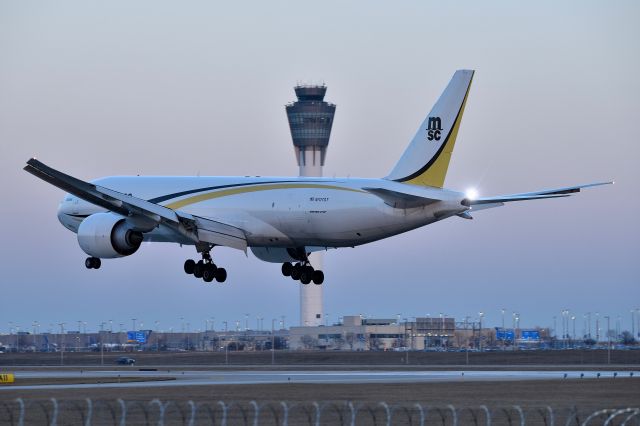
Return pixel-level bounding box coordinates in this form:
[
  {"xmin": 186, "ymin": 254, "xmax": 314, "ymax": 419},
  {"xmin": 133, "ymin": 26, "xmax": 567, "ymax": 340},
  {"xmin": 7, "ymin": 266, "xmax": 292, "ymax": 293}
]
[
  {"xmin": 546, "ymin": 405, "xmax": 555, "ymax": 426},
  {"xmin": 513, "ymin": 405, "xmax": 524, "ymax": 426},
  {"xmin": 117, "ymin": 399, "xmax": 126, "ymax": 426},
  {"xmin": 187, "ymin": 401, "xmax": 196, "ymax": 426},
  {"xmin": 348, "ymin": 402, "xmax": 357, "ymax": 426},
  {"xmin": 217, "ymin": 401, "xmax": 228, "ymax": 426},
  {"xmin": 447, "ymin": 404, "xmax": 458, "ymax": 426},
  {"xmin": 249, "ymin": 401, "xmax": 260, "ymax": 426},
  {"xmin": 85, "ymin": 399, "xmax": 93, "ymax": 426},
  {"xmin": 150, "ymin": 399, "xmax": 165, "ymax": 426},
  {"xmin": 479, "ymin": 405, "xmax": 491, "ymax": 426},
  {"xmin": 50, "ymin": 398, "xmax": 58, "ymax": 426},
  {"xmin": 379, "ymin": 402, "xmax": 391, "ymax": 426},
  {"xmin": 312, "ymin": 402, "xmax": 321, "ymax": 426},
  {"xmin": 15, "ymin": 398, "xmax": 25, "ymax": 426},
  {"xmin": 279, "ymin": 401, "xmax": 289, "ymax": 426},
  {"xmin": 414, "ymin": 403, "xmax": 426, "ymax": 426}
]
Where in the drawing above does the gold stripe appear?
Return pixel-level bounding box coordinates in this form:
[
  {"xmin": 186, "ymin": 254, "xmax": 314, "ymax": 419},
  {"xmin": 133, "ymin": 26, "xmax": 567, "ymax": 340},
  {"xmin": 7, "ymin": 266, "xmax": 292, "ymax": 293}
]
[{"xmin": 164, "ymin": 183, "xmax": 365, "ymax": 210}]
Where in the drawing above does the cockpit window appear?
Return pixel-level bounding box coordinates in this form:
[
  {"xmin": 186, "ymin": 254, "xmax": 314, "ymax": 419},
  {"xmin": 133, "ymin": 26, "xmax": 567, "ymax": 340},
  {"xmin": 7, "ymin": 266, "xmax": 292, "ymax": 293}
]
[{"xmin": 65, "ymin": 197, "xmax": 72, "ymax": 202}]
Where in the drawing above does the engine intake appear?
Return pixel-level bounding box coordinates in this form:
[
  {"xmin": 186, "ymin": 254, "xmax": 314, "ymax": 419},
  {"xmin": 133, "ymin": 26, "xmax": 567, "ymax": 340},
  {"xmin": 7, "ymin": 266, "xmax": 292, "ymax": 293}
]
[{"xmin": 77, "ymin": 213, "xmax": 143, "ymax": 258}]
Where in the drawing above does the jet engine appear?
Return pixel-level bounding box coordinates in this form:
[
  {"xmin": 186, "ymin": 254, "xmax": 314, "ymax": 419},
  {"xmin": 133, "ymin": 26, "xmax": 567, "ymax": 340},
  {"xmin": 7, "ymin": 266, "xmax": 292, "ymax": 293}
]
[{"xmin": 77, "ymin": 213, "xmax": 144, "ymax": 258}]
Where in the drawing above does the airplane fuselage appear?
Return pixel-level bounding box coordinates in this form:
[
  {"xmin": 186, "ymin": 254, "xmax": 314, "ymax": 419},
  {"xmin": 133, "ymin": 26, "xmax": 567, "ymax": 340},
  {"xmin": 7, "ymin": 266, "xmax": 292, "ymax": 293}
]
[{"xmin": 57, "ymin": 176, "xmax": 467, "ymax": 249}]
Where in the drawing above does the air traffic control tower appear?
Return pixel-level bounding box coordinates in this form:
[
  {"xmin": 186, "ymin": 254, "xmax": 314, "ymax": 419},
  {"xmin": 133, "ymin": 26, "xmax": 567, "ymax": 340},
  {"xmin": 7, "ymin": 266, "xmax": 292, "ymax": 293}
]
[{"xmin": 286, "ymin": 85, "xmax": 336, "ymax": 326}]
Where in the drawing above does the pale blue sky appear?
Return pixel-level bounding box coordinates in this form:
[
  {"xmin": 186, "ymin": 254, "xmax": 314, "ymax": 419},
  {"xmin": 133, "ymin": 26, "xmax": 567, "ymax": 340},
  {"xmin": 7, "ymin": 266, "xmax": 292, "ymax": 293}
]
[{"xmin": 1, "ymin": 1, "xmax": 638, "ymax": 334}]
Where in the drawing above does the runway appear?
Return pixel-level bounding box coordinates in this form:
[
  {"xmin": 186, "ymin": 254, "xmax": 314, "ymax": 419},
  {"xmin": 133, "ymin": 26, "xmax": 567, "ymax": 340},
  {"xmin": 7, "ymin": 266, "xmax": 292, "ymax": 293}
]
[{"xmin": 2, "ymin": 369, "xmax": 636, "ymax": 390}]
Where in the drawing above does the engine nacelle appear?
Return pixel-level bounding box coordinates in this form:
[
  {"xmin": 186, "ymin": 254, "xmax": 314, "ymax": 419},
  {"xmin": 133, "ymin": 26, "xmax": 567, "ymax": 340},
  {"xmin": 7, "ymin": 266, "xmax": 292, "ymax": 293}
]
[
  {"xmin": 77, "ymin": 213, "xmax": 143, "ymax": 258},
  {"xmin": 250, "ymin": 247, "xmax": 308, "ymax": 263}
]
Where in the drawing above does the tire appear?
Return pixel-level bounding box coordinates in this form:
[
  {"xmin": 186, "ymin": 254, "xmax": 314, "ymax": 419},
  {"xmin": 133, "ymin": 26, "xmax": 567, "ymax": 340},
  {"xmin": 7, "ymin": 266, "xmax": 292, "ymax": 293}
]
[
  {"xmin": 291, "ymin": 264, "xmax": 302, "ymax": 280},
  {"xmin": 312, "ymin": 270, "xmax": 324, "ymax": 285},
  {"xmin": 194, "ymin": 261, "xmax": 204, "ymax": 278},
  {"xmin": 281, "ymin": 262, "xmax": 293, "ymax": 276},
  {"xmin": 92, "ymin": 258, "xmax": 101, "ymax": 269},
  {"xmin": 203, "ymin": 266, "xmax": 215, "ymax": 282},
  {"xmin": 304, "ymin": 265, "xmax": 314, "ymax": 275},
  {"xmin": 300, "ymin": 273, "xmax": 311, "ymax": 285},
  {"xmin": 85, "ymin": 258, "xmax": 94, "ymax": 269},
  {"xmin": 184, "ymin": 259, "xmax": 196, "ymax": 274},
  {"xmin": 215, "ymin": 268, "xmax": 227, "ymax": 283}
]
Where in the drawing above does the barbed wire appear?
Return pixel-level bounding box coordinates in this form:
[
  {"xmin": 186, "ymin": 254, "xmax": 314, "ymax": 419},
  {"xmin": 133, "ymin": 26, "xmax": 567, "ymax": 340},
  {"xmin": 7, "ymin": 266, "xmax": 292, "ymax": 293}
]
[{"xmin": 0, "ymin": 398, "xmax": 638, "ymax": 425}]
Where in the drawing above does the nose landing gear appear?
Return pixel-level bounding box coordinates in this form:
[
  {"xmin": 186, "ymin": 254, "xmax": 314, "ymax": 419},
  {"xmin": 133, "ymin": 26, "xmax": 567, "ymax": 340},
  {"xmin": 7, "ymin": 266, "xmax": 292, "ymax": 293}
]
[
  {"xmin": 184, "ymin": 249, "xmax": 227, "ymax": 283},
  {"xmin": 282, "ymin": 261, "xmax": 324, "ymax": 285},
  {"xmin": 85, "ymin": 257, "xmax": 101, "ymax": 269}
]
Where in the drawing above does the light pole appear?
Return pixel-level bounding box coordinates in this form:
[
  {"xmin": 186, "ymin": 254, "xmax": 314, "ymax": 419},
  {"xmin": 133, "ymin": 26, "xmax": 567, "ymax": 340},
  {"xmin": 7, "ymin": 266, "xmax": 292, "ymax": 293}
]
[
  {"xmin": 271, "ymin": 319, "xmax": 276, "ymax": 365},
  {"xmin": 595, "ymin": 312, "xmax": 600, "ymax": 342},
  {"xmin": 478, "ymin": 312, "xmax": 484, "ymax": 352},
  {"xmin": 587, "ymin": 312, "xmax": 592, "ymax": 339},
  {"xmin": 222, "ymin": 321, "xmax": 228, "ymax": 364},
  {"xmin": 501, "ymin": 308, "xmax": 506, "ymax": 350},
  {"xmin": 132, "ymin": 318, "xmax": 137, "ymax": 332},
  {"xmin": 604, "ymin": 315, "xmax": 611, "ymax": 364},
  {"xmin": 571, "ymin": 316, "xmax": 576, "ymax": 348},
  {"xmin": 58, "ymin": 322, "xmax": 65, "ymax": 365}
]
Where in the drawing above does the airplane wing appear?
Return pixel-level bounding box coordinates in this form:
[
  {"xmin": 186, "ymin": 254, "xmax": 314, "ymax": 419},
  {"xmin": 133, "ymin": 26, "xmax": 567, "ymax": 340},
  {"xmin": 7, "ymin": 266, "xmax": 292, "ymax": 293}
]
[
  {"xmin": 23, "ymin": 158, "xmax": 247, "ymax": 251},
  {"xmin": 463, "ymin": 182, "xmax": 613, "ymax": 208}
]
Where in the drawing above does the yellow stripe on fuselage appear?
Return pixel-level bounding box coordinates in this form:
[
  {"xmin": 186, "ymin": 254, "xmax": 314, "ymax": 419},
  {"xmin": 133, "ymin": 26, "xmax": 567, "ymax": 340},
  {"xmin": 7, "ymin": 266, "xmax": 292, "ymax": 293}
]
[{"xmin": 164, "ymin": 183, "xmax": 365, "ymax": 210}]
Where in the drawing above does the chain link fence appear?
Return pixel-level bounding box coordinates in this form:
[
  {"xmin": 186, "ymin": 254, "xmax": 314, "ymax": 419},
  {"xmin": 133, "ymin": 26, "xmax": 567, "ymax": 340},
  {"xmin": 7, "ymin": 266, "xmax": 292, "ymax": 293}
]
[{"xmin": 0, "ymin": 399, "xmax": 638, "ymax": 425}]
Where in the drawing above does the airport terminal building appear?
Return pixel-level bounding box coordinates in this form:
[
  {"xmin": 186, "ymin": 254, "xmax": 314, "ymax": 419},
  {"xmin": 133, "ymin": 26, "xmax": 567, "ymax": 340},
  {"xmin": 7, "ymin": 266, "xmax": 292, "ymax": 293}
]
[{"xmin": 289, "ymin": 315, "xmax": 457, "ymax": 351}]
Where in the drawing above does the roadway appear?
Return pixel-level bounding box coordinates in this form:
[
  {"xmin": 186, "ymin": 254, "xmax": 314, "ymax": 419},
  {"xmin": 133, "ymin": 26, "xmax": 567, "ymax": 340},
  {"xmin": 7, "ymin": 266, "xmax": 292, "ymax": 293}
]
[{"xmin": 2, "ymin": 369, "xmax": 637, "ymax": 390}]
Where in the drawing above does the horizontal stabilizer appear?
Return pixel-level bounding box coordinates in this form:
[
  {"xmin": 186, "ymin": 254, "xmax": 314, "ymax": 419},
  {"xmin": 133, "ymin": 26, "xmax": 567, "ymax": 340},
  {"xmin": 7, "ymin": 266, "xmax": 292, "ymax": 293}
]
[
  {"xmin": 464, "ymin": 182, "xmax": 613, "ymax": 206},
  {"xmin": 363, "ymin": 187, "xmax": 441, "ymax": 209}
]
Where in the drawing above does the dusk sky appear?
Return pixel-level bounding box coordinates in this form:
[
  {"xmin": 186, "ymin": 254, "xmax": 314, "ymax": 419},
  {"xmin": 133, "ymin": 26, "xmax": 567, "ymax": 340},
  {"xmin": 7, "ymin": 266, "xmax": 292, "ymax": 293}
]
[{"xmin": 1, "ymin": 1, "xmax": 638, "ymax": 335}]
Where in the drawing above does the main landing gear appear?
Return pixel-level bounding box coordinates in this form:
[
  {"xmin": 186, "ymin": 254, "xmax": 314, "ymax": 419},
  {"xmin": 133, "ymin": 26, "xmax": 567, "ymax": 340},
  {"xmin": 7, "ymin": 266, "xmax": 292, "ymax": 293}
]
[
  {"xmin": 184, "ymin": 250, "xmax": 227, "ymax": 283},
  {"xmin": 85, "ymin": 257, "xmax": 101, "ymax": 269},
  {"xmin": 281, "ymin": 261, "xmax": 324, "ymax": 285}
]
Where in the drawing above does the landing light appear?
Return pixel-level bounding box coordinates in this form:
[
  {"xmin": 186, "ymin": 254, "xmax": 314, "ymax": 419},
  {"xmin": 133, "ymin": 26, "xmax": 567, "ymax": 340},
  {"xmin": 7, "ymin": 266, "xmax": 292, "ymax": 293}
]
[{"xmin": 465, "ymin": 188, "xmax": 479, "ymax": 200}]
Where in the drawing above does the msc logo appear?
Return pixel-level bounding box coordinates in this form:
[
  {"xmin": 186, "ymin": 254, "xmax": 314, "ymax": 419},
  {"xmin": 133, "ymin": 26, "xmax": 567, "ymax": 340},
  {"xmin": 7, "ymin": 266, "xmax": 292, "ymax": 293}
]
[{"xmin": 427, "ymin": 116, "xmax": 442, "ymax": 141}]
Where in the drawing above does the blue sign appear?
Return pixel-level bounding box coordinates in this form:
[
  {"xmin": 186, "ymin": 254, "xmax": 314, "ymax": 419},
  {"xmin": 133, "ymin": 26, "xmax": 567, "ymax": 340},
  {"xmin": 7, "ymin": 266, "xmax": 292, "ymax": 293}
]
[
  {"xmin": 127, "ymin": 330, "xmax": 148, "ymax": 343},
  {"xmin": 495, "ymin": 328, "xmax": 515, "ymax": 341},
  {"xmin": 520, "ymin": 330, "xmax": 540, "ymax": 341}
]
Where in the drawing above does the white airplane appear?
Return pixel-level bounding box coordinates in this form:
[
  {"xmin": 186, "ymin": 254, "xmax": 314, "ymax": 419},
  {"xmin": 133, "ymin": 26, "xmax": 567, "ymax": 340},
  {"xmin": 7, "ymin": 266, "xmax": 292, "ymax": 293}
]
[{"xmin": 25, "ymin": 70, "xmax": 611, "ymax": 285}]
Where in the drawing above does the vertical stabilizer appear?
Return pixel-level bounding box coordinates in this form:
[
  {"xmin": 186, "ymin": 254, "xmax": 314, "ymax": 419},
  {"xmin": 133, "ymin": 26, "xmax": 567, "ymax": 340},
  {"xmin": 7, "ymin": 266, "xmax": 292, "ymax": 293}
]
[{"xmin": 386, "ymin": 70, "xmax": 474, "ymax": 188}]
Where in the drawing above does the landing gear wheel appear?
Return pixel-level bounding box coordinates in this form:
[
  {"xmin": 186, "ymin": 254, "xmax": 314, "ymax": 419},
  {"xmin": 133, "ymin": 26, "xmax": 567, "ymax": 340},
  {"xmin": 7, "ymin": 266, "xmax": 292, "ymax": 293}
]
[
  {"xmin": 281, "ymin": 262, "xmax": 293, "ymax": 277},
  {"xmin": 193, "ymin": 260, "xmax": 204, "ymax": 278},
  {"xmin": 203, "ymin": 266, "xmax": 216, "ymax": 282},
  {"xmin": 312, "ymin": 270, "xmax": 324, "ymax": 285},
  {"xmin": 300, "ymin": 272, "xmax": 312, "ymax": 285},
  {"xmin": 291, "ymin": 263, "xmax": 302, "ymax": 280},
  {"xmin": 85, "ymin": 257, "xmax": 101, "ymax": 269},
  {"xmin": 215, "ymin": 268, "xmax": 227, "ymax": 283},
  {"xmin": 184, "ymin": 259, "xmax": 196, "ymax": 274}
]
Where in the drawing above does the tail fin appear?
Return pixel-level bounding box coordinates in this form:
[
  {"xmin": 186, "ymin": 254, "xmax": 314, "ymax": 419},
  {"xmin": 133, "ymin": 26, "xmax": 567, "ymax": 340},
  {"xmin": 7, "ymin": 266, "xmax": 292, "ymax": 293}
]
[{"xmin": 386, "ymin": 69, "xmax": 474, "ymax": 188}]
